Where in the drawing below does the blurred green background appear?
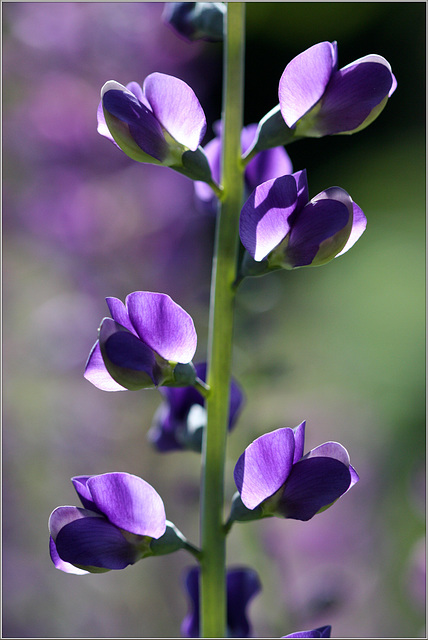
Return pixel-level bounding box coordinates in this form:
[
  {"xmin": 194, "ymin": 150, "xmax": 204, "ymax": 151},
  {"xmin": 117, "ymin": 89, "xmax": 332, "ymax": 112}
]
[{"xmin": 3, "ymin": 2, "xmax": 425, "ymax": 638}]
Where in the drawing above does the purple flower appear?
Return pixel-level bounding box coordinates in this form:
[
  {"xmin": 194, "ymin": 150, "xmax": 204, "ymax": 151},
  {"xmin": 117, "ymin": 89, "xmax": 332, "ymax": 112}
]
[
  {"xmin": 279, "ymin": 41, "xmax": 396, "ymax": 137},
  {"xmin": 49, "ymin": 472, "xmax": 166, "ymax": 573},
  {"xmin": 195, "ymin": 123, "xmax": 293, "ymax": 213},
  {"xmin": 84, "ymin": 291, "xmax": 197, "ymax": 391},
  {"xmin": 162, "ymin": 2, "xmax": 225, "ymax": 43},
  {"xmin": 239, "ymin": 169, "xmax": 366, "ymax": 269},
  {"xmin": 181, "ymin": 566, "xmax": 261, "ymax": 638},
  {"xmin": 98, "ymin": 74, "xmax": 212, "ymax": 181},
  {"xmin": 148, "ymin": 362, "xmax": 244, "ymax": 452},
  {"xmin": 233, "ymin": 421, "xmax": 359, "ymax": 521},
  {"xmin": 283, "ymin": 626, "xmax": 332, "ymax": 638}
]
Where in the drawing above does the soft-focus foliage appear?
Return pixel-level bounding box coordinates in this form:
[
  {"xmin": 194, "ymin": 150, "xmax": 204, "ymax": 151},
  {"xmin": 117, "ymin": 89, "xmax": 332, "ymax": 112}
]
[{"xmin": 3, "ymin": 3, "xmax": 425, "ymax": 638}]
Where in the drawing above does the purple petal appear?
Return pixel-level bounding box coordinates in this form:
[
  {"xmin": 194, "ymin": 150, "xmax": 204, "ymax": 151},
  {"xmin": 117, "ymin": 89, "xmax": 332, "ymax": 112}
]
[
  {"xmin": 72, "ymin": 476, "xmax": 104, "ymax": 513},
  {"xmin": 239, "ymin": 174, "xmax": 299, "ymax": 261},
  {"xmin": 304, "ymin": 441, "xmax": 350, "ymax": 466},
  {"xmin": 84, "ymin": 341, "xmax": 127, "ymax": 391},
  {"xmin": 279, "ymin": 42, "xmax": 336, "ymax": 127},
  {"xmin": 336, "ymin": 201, "xmax": 366, "ymax": 257},
  {"xmin": 99, "ymin": 318, "xmax": 159, "ymax": 388},
  {"xmin": 225, "ymin": 568, "xmax": 261, "ymax": 637},
  {"xmin": 102, "ymin": 82, "xmax": 169, "ymax": 161},
  {"xmin": 55, "ymin": 516, "xmax": 140, "ymax": 570},
  {"xmin": 143, "ymin": 72, "xmax": 206, "ymax": 151},
  {"xmin": 126, "ymin": 291, "xmax": 197, "ymax": 363},
  {"xmin": 234, "ymin": 427, "xmax": 296, "ymax": 510},
  {"xmin": 97, "ymin": 100, "xmax": 115, "ymax": 143},
  {"xmin": 316, "ymin": 61, "xmax": 394, "ymax": 135},
  {"xmin": 49, "ymin": 536, "xmax": 89, "ymax": 575},
  {"xmin": 106, "ymin": 296, "xmax": 135, "ymax": 334},
  {"xmin": 245, "ymin": 144, "xmax": 294, "ymax": 194},
  {"xmin": 292, "ymin": 421, "xmax": 306, "ymax": 463},
  {"xmin": 278, "ymin": 457, "xmax": 352, "ymax": 521},
  {"xmin": 194, "ymin": 135, "xmax": 221, "ymax": 204},
  {"xmin": 87, "ymin": 472, "xmax": 166, "ymax": 538},
  {"xmin": 283, "ymin": 625, "xmax": 332, "ymax": 638},
  {"xmin": 285, "ymin": 195, "xmax": 351, "ymax": 267},
  {"xmin": 48, "ymin": 506, "xmax": 102, "ymax": 540}
]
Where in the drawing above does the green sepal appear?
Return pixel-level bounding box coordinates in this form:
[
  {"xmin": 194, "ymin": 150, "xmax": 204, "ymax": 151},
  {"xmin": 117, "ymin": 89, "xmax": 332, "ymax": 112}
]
[
  {"xmin": 243, "ymin": 104, "xmax": 298, "ymax": 160},
  {"xmin": 149, "ymin": 521, "xmax": 189, "ymax": 556},
  {"xmin": 227, "ymin": 491, "xmax": 269, "ymax": 524}
]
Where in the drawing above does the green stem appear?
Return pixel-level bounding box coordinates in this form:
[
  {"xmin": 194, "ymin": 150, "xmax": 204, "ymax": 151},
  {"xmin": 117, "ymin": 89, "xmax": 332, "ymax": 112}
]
[{"xmin": 200, "ymin": 4, "xmax": 246, "ymax": 638}]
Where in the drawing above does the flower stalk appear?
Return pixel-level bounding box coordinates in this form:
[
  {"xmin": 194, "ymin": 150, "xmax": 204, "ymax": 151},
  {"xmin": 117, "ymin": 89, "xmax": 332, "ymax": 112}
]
[{"xmin": 200, "ymin": 3, "xmax": 245, "ymax": 637}]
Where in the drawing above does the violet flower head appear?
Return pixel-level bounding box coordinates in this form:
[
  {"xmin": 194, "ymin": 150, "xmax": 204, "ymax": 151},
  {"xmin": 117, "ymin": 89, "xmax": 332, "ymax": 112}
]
[
  {"xmin": 279, "ymin": 41, "xmax": 396, "ymax": 137},
  {"xmin": 181, "ymin": 566, "xmax": 261, "ymax": 638},
  {"xmin": 148, "ymin": 362, "xmax": 244, "ymax": 452},
  {"xmin": 84, "ymin": 291, "xmax": 197, "ymax": 391},
  {"xmin": 283, "ymin": 626, "xmax": 332, "ymax": 638},
  {"xmin": 49, "ymin": 472, "xmax": 166, "ymax": 573},
  {"xmin": 98, "ymin": 74, "xmax": 213, "ymax": 182},
  {"xmin": 195, "ymin": 123, "xmax": 293, "ymax": 214},
  {"xmin": 233, "ymin": 421, "xmax": 359, "ymax": 522},
  {"xmin": 239, "ymin": 169, "xmax": 366, "ymax": 271}
]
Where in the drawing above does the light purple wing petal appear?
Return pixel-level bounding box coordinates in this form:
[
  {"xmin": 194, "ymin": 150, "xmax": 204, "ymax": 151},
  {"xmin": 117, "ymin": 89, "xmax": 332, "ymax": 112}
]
[
  {"xmin": 315, "ymin": 61, "xmax": 394, "ymax": 135},
  {"xmin": 49, "ymin": 536, "xmax": 89, "ymax": 575},
  {"xmin": 143, "ymin": 72, "xmax": 206, "ymax": 151},
  {"xmin": 234, "ymin": 427, "xmax": 296, "ymax": 510},
  {"xmin": 55, "ymin": 516, "xmax": 140, "ymax": 570},
  {"xmin": 335, "ymin": 201, "xmax": 366, "ymax": 257},
  {"xmin": 279, "ymin": 42, "xmax": 335, "ymax": 127},
  {"xmin": 304, "ymin": 441, "xmax": 351, "ymax": 466},
  {"xmin": 84, "ymin": 341, "xmax": 127, "ymax": 392},
  {"xmin": 48, "ymin": 505, "xmax": 102, "ymax": 540},
  {"xmin": 239, "ymin": 174, "xmax": 299, "ymax": 261},
  {"xmin": 279, "ymin": 457, "xmax": 351, "ymax": 520},
  {"xmin": 87, "ymin": 472, "xmax": 166, "ymax": 538},
  {"xmin": 292, "ymin": 421, "xmax": 306, "ymax": 463},
  {"xmin": 126, "ymin": 291, "xmax": 197, "ymax": 363}
]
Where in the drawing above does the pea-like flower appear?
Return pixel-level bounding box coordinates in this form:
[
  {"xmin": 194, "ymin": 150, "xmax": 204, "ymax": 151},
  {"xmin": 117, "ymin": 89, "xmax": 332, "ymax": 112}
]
[
  {"xmin": 98, "ymin": 74, "xmax": 213, "ymax": 183},
  {"xmin": 279, "ymin": 41, "xmax": 396, "ymax": 137},
  {"xmin": 195, "ymin": 123, "xmax": 293, "ymax": 214},
  {"xmin": 49, "ymin": 472, "xmax": 167, "ymax": 573},
  {"xmin": 84, "ymin": 291, "xmax": 197, "ymax": 391},
  {"xmin": 148, "ymin": 362, "xmax": 244, "ymax": 452},
  {"xmin": 282, "ymin": 626, "xmax": 332, "ymax": 638},
  {"xmin": 239, "ymin": 169, "xmax": 366, "ymax": 271},
  {"xmin": 231, "ymin": 421, "xmax": 359, "ymax": 522},
  {"xmin": 181, "ymin": 566, "xmax": 261, "ymax": 638}
]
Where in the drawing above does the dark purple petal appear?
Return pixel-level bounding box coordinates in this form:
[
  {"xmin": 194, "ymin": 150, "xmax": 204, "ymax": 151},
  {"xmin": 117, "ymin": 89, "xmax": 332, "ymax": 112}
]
[
  {"xmin": 285, "ymin": 195, "xmax": 351, "ymax": 267},
  {"xmin": 84, "ymin": 341, "xmax": 127, "ymax": 391},
  {"xmin": 292, "ymin": 421, "xmax": 306, "ymax": 463},
  {"xmin": 143, "ymin": 72, "xmax": 206, "ymax": 151},
  {"xmin": 279, "ymin": 42, "xmax": 336, "ymax": 127},
  {"xmin": 278, "ymin": 457, "xmax": 352, "ymax": 521},
  {"xmin": 87, "ymin": 472, "xmax": 166, "ymax": 538},
  {"xmin": 106, "ymin": 296, "xmax": 135, "ymax": 334},
  {"xmin": 49, "ymin": 536, "xmax": 89, "ymax": 575},
  {"xmin": 181, "ymin": 566, "xmax": 261, "ymax": 638},
  {"xmin": 316, "ymin": 61, "xmax": 394, "ymax": 135},
  {"xmin": 336, "ymin": 201, "xmax": 366, "ymax": 257},
  {"xmin": 102, "ymin": 86, "xmax": 169, "ymax": 162},
  {"xmin": 126, "ymin": 291, "xmax": 197, "ymax": 363},
  {"xmin": 283, "ymin": 625, "xmax": 332, "ymax": 638},
  {"xmin": 48, "ymin": 506, "xmax": 102, "ymax": 540},
  {"xmin": 72, "ymin": 476, "xmax": 104, "ymax": 513},
  {"xmin": 55, "ymin": 516, "xmax": 140, "ymax": 570},
  {"xmin": 234, "ymin": 427, "xmax": 296, "ymax": 510},
  {"xmin": 100, "ymin": 319, "xmax": 160, "ymax": 388},
  {"xmin": 239, "ymin": 174, "xmax": 299, "ymax": 261}
]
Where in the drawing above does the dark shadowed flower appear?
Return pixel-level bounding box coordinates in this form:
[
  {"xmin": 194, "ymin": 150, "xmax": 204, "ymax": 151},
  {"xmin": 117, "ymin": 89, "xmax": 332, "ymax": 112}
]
[
  {"xmin": 279, "ymin": 41, "xmax": 396, "ymax": 137},
  {"xmin": 162, "ymin": 2, "xmax": 225, "ymax": 43},
  {"xmin": 195, "ymin": 122, "xmax": 293, "ymax": 214},
  {"xmin": 282, "ymin": 625, "xmax": 332, "ymax": 638},
  {"xmin": 181, "ymin": 566, "xmax": 261, "ymax": 637},
  {"xmin": 98, "ymin": 74, "xmax": 214, "ymax": 183},
  {"xmin": 239, "ymin": 169, "xmax": 366, "ymax": 272},
  {"xmin": 84, "ymin": 291, "xmax": 197, "ymax": 391},
  {"xmin": 148, "ymin": 362, "xmax": 244, "ymax": 452},
  {"xmin": 49, "ymin": 472, "xmax": 166, "ymax": 573},
  {"xmin": 232, "ymin": 421, "xmax": 359, "ymax": 522}
]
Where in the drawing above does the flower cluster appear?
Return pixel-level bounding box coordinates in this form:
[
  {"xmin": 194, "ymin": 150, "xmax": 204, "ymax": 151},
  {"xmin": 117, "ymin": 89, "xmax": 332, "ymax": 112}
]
[{"xmin": 49, "ymin": 30, "xmax": 396, "ymax": 638}]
